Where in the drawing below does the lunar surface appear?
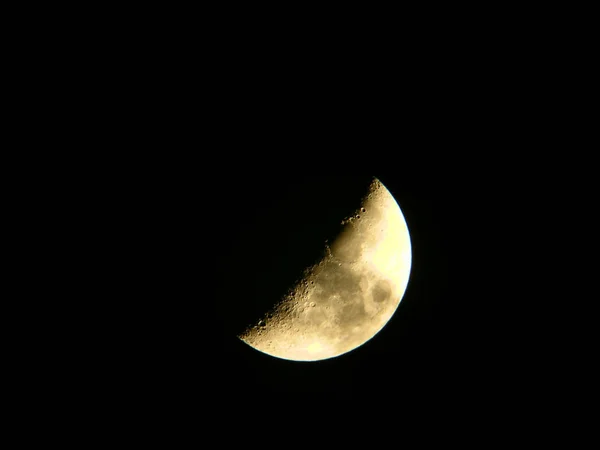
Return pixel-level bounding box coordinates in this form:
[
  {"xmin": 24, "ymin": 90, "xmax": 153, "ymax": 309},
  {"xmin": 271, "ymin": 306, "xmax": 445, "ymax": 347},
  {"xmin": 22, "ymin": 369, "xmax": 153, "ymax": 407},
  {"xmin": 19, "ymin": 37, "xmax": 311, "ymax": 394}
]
[{"xmin": 238, "ymin": 177, "xmax": 412, "ymax": 361}]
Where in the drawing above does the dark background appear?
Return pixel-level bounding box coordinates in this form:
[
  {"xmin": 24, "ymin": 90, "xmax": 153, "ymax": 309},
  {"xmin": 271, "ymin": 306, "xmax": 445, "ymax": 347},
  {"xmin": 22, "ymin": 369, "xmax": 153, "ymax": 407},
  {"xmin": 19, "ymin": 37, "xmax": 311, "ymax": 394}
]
[
  {"xmin": 97, "ymin": 163, "xmax": 515, "ymax": 400},
  {"xmin": 22, "ymin": 10, "xmax": 584, "ymax": 431},
  {"xmin": 64, "ymin": 46, "xmax": 545, "ymax": 402},
  {"xmin": 49, "ymin": 79, "xmax": 560, "ymax": 415}
]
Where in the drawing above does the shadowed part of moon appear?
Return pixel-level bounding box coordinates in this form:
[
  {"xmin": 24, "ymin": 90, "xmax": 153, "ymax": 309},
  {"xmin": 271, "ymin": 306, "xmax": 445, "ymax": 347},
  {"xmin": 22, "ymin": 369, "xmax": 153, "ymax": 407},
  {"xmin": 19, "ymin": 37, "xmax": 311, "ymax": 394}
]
[{"xmin": 330, "ymin": 227, "xmax": 362, "ymax": 263}]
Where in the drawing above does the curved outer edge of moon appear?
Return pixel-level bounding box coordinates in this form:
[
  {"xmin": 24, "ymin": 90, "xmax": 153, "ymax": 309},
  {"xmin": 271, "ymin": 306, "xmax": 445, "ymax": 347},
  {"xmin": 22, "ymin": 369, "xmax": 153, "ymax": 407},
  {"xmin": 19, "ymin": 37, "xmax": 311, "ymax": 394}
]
[{"xmin": 238, "ymin": 177, "xmax": 412, "ymax": 362}]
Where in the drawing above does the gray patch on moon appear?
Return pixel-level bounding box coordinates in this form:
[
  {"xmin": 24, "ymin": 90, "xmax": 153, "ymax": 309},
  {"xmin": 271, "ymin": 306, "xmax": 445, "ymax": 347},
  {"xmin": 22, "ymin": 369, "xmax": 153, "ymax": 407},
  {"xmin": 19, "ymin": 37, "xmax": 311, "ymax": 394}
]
[
  {"xmin": 337, "ymin": 298, "xmax": 367, "ymax": 328},
  {"xmin": 306, "ymin": 258, "xmax": 383, "ymax": 353},
  {"xmin": 315, "ymin": 259, "xmax": 363, "ymax": 303},
  {"xmin": 372, "ymin": 279, "xmax": 392, "ymax": 303}
]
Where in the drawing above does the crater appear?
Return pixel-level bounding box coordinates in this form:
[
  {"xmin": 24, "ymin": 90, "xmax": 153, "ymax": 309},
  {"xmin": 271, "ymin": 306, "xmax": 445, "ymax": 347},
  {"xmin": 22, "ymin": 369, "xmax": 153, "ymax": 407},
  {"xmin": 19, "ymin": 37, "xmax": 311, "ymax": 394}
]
[{"xmin": 372, "ymin": 279, "xmax": 392, "ymax": 303}]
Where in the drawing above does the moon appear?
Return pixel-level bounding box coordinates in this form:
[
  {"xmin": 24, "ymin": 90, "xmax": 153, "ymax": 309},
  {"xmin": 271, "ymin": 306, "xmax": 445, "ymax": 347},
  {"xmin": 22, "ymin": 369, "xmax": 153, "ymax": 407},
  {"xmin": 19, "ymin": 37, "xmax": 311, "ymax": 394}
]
[{"xmin": 238, "ymin": 177, "xmax": 412, "ymax": 361}]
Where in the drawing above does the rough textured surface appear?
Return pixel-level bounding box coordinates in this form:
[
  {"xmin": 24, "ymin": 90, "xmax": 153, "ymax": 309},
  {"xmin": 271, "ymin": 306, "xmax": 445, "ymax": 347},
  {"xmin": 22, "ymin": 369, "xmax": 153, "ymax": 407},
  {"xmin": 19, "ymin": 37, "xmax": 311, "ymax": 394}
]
[{"xmin": 239, "ymin": 178, "xmax": 412, "ymax": 361}]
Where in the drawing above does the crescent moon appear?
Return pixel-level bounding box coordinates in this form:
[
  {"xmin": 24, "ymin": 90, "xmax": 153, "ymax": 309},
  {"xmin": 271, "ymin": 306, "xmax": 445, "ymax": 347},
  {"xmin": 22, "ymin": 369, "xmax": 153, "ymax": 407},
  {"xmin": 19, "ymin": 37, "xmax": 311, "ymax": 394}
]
[{"xmin": 239, "ymin": 177, "xmax": 412, "ymax": 361}]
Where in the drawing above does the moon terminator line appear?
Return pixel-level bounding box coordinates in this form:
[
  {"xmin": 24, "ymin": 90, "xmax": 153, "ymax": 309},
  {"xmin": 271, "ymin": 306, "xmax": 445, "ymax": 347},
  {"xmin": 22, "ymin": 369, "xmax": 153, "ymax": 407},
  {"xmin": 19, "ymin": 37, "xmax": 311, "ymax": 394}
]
[{"xmin": 239, "ymin": 177, "xmax": 412, "ymax": 362}]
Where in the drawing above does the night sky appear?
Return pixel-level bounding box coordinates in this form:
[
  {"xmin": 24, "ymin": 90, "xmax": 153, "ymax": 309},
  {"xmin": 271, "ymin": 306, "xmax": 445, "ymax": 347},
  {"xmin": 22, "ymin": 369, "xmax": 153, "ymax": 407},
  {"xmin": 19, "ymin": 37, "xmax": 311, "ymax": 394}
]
[
  {"xmin": 39, "ymin": 18, "xmax": 569, "ymax": 427},
  {"xmin": 113, "ymin": 169, "xmax": 505, "ymax": 397},
  {"xmin": 72, "ymin": 142, "xmax": 541, "ymax": 416}
]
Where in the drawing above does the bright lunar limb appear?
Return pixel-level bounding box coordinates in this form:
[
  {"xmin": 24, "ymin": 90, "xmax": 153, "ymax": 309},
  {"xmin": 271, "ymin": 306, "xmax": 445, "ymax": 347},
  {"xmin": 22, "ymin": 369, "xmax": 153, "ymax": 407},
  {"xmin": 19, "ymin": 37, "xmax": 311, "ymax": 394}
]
[{"xmin": 238, "ymin": 177, "xmax": 412, "ymax": 361}]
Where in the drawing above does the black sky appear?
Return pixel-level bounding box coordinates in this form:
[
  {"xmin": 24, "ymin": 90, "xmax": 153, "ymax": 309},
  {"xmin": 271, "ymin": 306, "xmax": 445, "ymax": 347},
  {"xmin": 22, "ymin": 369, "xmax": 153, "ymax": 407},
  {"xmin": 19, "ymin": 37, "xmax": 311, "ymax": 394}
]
[
  {"xmin": 120, "ymin": 169, "xmax": 505, "ymax": 397},
  {"xmin": 76, "ymin": 137, "xmax": 542, "ymax": 411},
  {"xmin": 39, "ymin": 18, "xmax": 575, "ymax": 424}
]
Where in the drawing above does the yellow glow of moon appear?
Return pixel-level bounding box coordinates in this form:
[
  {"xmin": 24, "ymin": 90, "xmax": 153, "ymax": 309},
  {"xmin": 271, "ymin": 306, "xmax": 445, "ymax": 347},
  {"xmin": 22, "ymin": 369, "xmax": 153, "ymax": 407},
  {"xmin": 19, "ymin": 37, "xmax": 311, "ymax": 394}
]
[{"xmin": 239, "ymin": 177, "xmax": 412, "ymax": 361}]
